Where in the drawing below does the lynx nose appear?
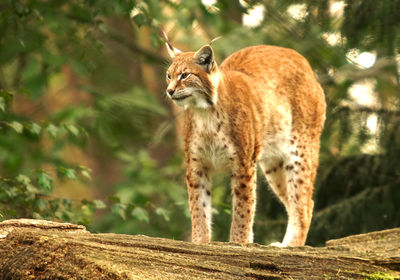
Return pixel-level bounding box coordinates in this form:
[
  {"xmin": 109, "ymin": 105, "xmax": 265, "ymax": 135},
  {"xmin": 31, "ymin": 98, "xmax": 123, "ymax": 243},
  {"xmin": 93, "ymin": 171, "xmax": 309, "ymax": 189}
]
[{"xmin": 167, "ymin": 89, "xmax": 175, "ymax": 96}]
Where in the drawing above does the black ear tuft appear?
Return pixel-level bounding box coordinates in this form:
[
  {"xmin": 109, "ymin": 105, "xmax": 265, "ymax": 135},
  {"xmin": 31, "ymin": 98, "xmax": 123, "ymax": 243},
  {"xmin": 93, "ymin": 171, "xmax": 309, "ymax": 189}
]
[
  {"xmin": 194, "ymin": 45, "xmax": 214, "ymax": 72},
  {"xmin": 161, "ymin": 31, "xmax": 182, "ymax": 58}
]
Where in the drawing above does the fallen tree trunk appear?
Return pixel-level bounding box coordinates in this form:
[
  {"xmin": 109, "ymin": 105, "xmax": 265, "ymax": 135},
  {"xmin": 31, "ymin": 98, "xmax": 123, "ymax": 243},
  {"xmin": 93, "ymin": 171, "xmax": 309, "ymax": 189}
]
[{"xmin": 0, "ymin": 219, "xmax": 399, "ymax": 279}]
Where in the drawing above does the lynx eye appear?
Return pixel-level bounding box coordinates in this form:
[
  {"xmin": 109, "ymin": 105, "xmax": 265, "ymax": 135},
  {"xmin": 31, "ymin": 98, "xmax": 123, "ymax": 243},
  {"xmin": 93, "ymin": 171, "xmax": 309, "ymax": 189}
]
[
  {"xmin": 166, "ymin": 73, "xmax": 171, "ymax": 80},
  {"xmin": 179, "ymin": 73, "xmax": 191, "ymax": 80}
]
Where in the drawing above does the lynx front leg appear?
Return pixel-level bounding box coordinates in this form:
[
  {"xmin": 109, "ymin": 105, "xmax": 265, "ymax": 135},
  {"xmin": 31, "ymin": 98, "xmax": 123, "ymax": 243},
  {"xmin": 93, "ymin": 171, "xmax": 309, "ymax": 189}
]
[
  {"xmin": 186, "ymin": 166, "xmax": 212, "ymax": 244},
  {"xmin": 230, "ymin": 163, "xmax": 257, "ymax": 243}
]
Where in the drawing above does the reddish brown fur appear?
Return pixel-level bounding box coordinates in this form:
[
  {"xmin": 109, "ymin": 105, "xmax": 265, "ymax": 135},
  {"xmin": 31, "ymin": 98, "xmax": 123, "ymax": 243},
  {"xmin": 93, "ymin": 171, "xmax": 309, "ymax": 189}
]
[{"xmin": 166, "ymin": 44, "xmax": 326, "ymax": 246}]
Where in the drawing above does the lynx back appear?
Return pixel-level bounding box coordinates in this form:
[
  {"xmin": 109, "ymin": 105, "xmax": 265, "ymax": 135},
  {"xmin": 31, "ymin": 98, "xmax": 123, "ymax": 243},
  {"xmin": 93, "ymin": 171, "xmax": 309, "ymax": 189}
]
[{"xmin": 165, "ymin": 41, "xmax": 326, "ymax": 246}]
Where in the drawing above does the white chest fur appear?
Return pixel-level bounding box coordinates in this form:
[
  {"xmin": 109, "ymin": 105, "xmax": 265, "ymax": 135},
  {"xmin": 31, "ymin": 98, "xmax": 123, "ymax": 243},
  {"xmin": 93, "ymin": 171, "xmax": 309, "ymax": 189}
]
[{"xmin": 189, "ymin": 110, "xmax": 234, "ymax": 171}]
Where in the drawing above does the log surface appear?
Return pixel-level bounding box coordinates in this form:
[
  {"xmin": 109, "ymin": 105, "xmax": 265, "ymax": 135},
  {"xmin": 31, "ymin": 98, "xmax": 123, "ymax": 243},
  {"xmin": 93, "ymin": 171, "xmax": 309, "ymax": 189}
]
[{"xmin": 0, "ymin": 219, "xmax": 399, "ymax": 279}]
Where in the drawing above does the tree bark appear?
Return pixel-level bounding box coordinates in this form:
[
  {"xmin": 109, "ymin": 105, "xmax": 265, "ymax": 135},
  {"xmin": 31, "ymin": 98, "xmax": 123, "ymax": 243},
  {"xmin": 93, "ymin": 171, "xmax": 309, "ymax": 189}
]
[{"xmin": 0, "ymin": 219, "xmax": 399, "ymax": 279}]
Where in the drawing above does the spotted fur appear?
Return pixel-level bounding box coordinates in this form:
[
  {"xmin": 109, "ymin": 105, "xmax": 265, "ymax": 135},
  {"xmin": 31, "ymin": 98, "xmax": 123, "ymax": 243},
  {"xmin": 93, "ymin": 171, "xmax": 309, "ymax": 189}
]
[{"xmin": 165, "ymin": 43, "xmax": 326, "ymax": 246}]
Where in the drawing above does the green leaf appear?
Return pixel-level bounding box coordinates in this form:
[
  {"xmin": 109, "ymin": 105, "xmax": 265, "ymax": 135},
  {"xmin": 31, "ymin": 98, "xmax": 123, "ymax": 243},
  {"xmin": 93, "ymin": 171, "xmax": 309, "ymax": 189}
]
[
  {"xmin": 65, "ymin": 169, "xmax": 77, "ymax": 180},
  {"xmin": 42, "ymin": 50, "xmax": 66, "ymax": 68},
  {"xmin": 16, "ymin": 174, "xmax": 38, "ymax": 196},
  {"xmin": 25, "ymin": 74, "xmax": 47, "ymax": 98},
  {"xmin": 108, "ymin": 195, "xmax": 121, "ymax": 203},
  {"xmin": 36, "ymin": 198, "xmax": 48, "ymax": 212},
  {"xmin": 32, "ymin": 212, "xmax": 42, "ymax": 219},
  {"xmin": 224, "ymin": 209, "xmax": 232, "ymax": 215},
  {"xmin": 81, "ymin": 203, "xmax": 95, "ymax": 217},
  {"xmin": 49, "ymin": 199, "xmax": 61, "ymax": 211},
  {"xmin": 133, "ymin": 13, "xmax": 146, "ymax": 27},
  {"xmin": 80, "ymin": 169, "xmax": 91, "ymax": 180},
  {"xmin": 16, "ymin": 174, "xmax": 31, "ymax": 185},
  {"xmin": 54, "ymin": 211, "xmax": 63, "ymax": 220},
  {"xmin": 37, "ymin": 172, "xmax": 53, "ymax": 192},
  {"xmin": 111, "ymin": 203, "xmax": 127, "ymax": 220},
  {"xmin": 22, "ymin": 59, "xmax": 40, "ymax": 81},
  {"xmin": 7, "ymin": 121, "xmax": 24, "ymax": 134},
  {"xmin": 6, "ymin": 187, "xmax": 19, "ymax": 198},
  {"xmin": 58, "ymin": 167, "xmax": 77, "ymax": 180},
  {"xmin": 0, "ymin": 90, "xmax": 13, "ymax": 102},
  {"xmin": 93, "ymin": 200, "xmax": 106, "ymax": 209},
  {"xmin": 70, "ymin": 4, "xmax": 92, "ymax": 22},
  {"xmin": 62, "ymin": 199, "xmax": 72, "ymax": 210},
  {"xmin": 29, "ymin": 122, "xmax": 42, "ymax": 135},
  {"xmin": 131, "ymin": 207, "xmax": 149, "ymax": 223},
  {"xmin": 0, "ymin": 97, "xmax": 5, "ymax": 112},
  {"xmin": 46, "ymin": 124, "xmax": 59, "ymax": 138},
  {"xmin": 78, "ymin": 166, "xmax": 92, "ymax": 181},
  {"xmin": 150, "ymin": 32, "xmax": 159, "ymax": 49},
  {"xmin": 65, "ymin": 123, "xmax": 80, "ymax": 137},
  {"xmin": 26, "ymin": 184, "xmax": 39, "ymax": 197},
  {"xmin": 155, "ymin": 208, "xmax": 170, "ymax": 222},
  {"xmin": 69, "ymin": 59, "xmax": 89, "ymax": 77}
]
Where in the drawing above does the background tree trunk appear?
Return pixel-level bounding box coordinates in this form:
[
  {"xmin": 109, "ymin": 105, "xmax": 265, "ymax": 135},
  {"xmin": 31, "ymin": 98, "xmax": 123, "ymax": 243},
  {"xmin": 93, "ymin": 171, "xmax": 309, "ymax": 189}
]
[{"xmin": 0, "ymin": 219, "xmax": 399, "ymax": 279}]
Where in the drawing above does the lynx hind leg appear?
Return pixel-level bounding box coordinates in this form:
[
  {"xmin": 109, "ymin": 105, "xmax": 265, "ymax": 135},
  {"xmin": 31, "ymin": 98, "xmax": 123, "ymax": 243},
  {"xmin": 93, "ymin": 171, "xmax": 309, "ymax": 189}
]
[{"xmin": 260, "ymin": 135, "xmax": 315, "ymax": 247}]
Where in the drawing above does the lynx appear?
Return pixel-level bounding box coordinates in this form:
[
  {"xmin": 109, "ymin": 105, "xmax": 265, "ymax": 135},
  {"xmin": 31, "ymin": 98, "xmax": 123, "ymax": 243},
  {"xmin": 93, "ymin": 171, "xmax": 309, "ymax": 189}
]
[{"xmin": 164, "ymin": 39, "xmax": 326, "ymax": 246}]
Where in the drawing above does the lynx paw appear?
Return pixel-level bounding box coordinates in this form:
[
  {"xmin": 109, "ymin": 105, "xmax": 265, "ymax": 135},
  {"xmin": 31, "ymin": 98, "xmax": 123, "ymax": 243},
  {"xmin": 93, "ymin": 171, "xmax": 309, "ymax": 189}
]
[{"xmin": 270, "ymin": 242, "xmax": 286, "ymax": 248}]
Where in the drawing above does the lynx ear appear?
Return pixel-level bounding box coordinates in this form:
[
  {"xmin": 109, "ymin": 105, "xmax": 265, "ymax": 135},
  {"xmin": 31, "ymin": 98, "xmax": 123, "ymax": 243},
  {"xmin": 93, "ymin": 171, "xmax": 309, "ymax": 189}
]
[
  {"xmin": 194, "ymin": 45, "xmax": 214, "ymax": 73},
  {"xmin": 161, "ymin": 31, "xmax": 182, "ymax": 58}
]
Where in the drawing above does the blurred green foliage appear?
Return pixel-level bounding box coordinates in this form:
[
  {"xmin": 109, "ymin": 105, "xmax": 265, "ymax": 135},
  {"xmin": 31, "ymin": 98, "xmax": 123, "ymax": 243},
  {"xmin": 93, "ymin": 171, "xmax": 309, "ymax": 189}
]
[{"xmin": 0, "ymin": 0, "xmax": 399, "ymax": 245}]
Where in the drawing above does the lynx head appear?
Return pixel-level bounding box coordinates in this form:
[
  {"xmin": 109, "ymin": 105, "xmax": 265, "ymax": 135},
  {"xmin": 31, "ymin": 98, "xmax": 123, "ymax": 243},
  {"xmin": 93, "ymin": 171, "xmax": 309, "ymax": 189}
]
[{"xmin": 165, "ymin": 42, "xmax": 220, "ymax": 109}]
